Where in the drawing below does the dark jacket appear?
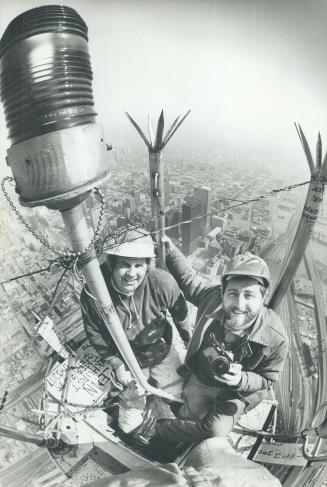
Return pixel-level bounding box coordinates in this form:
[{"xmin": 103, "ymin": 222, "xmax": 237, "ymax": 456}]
[
  {"xmin": 80, "ymin": 262, "xmax": 190, "ymax": 369},
  {"xmin": 166, "ymin": 246, "xmax": 288, "ymax": 406},
  {"xmin": 156, "ymin": 246, "xmax": 288, "ymax": 445}
]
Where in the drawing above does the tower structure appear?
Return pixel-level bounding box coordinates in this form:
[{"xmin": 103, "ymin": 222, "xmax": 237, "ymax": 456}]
[{"xmin": 126, "ymin": 110, "xmax": 190, "ymax": 268}]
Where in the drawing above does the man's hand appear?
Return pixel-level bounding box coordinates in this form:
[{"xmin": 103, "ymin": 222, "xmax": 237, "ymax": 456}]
[
  {"xmin": 115, "ymin": 363, "xmax": 133, "ymax": 386},
  {"xmin": 161, "ymin": 235, "xmax": 175, "ymax": 253},
  {"xmin": 118, "ymin": 381, "xmax": 146, "ymax": 434},
  {"xmin": 216, "ymin": 363, "xmax": 242, "ymax": 387},
  {"xmin": 119, "ymin": 380, "xmax": 146, "ymax": 410}
]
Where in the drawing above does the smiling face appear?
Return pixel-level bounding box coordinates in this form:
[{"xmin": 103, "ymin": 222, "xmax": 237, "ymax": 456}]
[
  {"xmin": 111, "ymin": 256, "xmax": 148, "ymax": 295},
  {"xmin": 223, "ymin": 276, "xmax": 264, "ymax": 333}
]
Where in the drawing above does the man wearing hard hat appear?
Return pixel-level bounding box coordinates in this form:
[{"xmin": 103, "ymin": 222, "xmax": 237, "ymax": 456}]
[
  {"xmin": 80, "ymin": 228, "xmax": 191, "ymax": 404},
  {"xmin": 151, "ymin": 238, "xmax": 288, "ymax": 448}
]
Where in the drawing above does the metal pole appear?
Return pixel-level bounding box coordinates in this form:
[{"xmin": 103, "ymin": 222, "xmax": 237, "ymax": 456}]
[
  {"xmin": 61, "ymin": 203, "xmax": 182, "ymax": 402},
  {"xmin": 0, "ymin": 424, "xmax": 61, "ymax": 448},
  {"xmin": 126, "ymin": 110, "xmax": 190, "ymax": 270},
  {"xmin": 267, "ymin": 129, "xmax": 327, "ymax": 311},
  {"xmin": 268, "ymin": 181, "xmax": 322, "ymax": 309},
  {"xmin": 149, "ymin": 151, "xmax": 166, "ymax": 269}
]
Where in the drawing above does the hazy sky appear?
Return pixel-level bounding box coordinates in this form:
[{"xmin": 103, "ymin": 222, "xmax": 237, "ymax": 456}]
[{"xmin": 1, "ymin": 0, "xmax": 327, "ymax": 174}]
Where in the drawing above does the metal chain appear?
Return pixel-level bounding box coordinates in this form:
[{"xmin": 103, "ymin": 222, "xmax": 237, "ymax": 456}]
[
  {"xmin": 0, "ymin": 364, "xmax": 28, "ymax": 416},
  {"xmin": 0, "ymin": 390, "xmax": 9, "ymax": 415},
  {"xmin": 1, "ymin": 176, "xmax": 105, "ymax": 258}
]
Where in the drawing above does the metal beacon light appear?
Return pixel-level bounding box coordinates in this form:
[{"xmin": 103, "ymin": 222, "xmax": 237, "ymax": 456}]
[
  {"xmin": 0, "ymin": 5, "xmax": 108, "ymax": 207},
  {"xmin": 0, "ymin": 5, "xmax": 180, "ymax": 427}
]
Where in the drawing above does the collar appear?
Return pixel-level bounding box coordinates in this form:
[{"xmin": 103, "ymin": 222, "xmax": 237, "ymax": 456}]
[
  {"xmin": 206, "ymin": 305, "xmax": 270, "ymax": 348},
  {"xmin": 246, "ymin": 307, "xmax": 270, "ymax": 347}
]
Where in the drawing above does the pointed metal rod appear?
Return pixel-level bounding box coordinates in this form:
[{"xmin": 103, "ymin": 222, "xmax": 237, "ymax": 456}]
[
  {"xmin": 162, "ymin": 109, "xmax": 191, "ymax": 148},
  {"xmin": 295, "ymin": 123, "xmax": 315, "ymax": 175},
  {"xmin": 267, "ymin": 126, "xmax": 327, "ymax": 310},
  {"xmin": 162, "ymin": 114, "xmax": 180, "ymax": 147},
  {"xmin": 147, "ymin": 114, "xmax": 154, "ymax": 146},
  {"xmin": 317, "ymin": 133, "xmax": 322, "ymax": 169},
  {"xmin": 154, "ymin": 110, "xmax": 165, "ymax": 151},
  {"xmin": 323, "ymin": 149, "xmax": 327, "ymax": 168},
  {"xmin": 125, "ymin": 112, "xmax": 151, "ymax": 149},
  {"xmin": 126, "ymin": 109, "xmax": 191, "ymax": 269}
]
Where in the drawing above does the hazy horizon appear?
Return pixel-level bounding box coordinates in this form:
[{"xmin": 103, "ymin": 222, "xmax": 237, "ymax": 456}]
[{"xmin": 0, "ymin": 0, "xmax": 327, "ymax": 178}]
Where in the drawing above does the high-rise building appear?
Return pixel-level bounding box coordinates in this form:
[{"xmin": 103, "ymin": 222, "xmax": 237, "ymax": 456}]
[
  {"xmin": 194, "ymin": 186, "xmax": 211, "ymax": 236},
  {"xmin": 211, "ymin": 215, "xmax": 228, "ymax": 231},
  {"xmin": 131, "ymin": 189, "xmax": 141, "ymax": 207},
  {"xmin": 165, "ymin": 208, "xmax": 180, "ymax": 239},
  {"xmin": 117, "ymin": 216, "xmax": 126, "ymax": 227},
  {"xmin": 181, "ymin": 201, "xmax": 202, "ymax": 256},
  {"xmin": 123, "ymin": 196, "xmax": 136, "ymax": 218},
  {"xmin": 221, "ymin": 237, "xmax": 246, "ymax": 258}
]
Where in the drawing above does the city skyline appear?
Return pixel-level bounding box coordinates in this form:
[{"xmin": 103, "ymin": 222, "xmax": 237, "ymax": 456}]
[
  {"xmin": 0, "ymin": 142, "xmax": 327, "ymax": 485},
  {"xmin": 1, "ymin": 0, "xmax": 327, "ymax": 176}
]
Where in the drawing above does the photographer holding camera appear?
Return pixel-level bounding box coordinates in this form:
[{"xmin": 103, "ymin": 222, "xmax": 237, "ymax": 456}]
[{"xmin": 154, "ymin": 238, "xmax": 288, "ymax": 447}]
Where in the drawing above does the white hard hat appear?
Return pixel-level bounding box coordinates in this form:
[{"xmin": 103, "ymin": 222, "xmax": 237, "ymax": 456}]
[{"xmin": 104, "ymin": 228, "xmax": 156, "ymax": 259}]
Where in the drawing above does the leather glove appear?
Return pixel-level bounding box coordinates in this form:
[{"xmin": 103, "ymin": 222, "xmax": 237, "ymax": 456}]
[{"xmin": 129, "ymin": 407, "xmax": 158, "ymax": 447}]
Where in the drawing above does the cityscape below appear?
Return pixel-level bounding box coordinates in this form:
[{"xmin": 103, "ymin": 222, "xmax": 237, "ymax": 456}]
[{"xmin": 0, "ymin": 147, "xmax": 327, "ymax": 486}]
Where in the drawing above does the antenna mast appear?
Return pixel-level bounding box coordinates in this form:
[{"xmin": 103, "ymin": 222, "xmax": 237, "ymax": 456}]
[{"xmin": 126, "ymin": 110, "xmax": 191, "ymax": 268}]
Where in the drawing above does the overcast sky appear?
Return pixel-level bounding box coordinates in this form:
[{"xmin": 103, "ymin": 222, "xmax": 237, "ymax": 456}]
[{"xmin": 0, "ymin": 0, "xmax": 327, "ymax": 175}]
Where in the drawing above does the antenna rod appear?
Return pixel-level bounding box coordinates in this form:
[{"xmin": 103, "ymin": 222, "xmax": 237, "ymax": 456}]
[
  {"xmin": 126, "ymin": 110, "xmax": 191, "ymax": 269},
  {"xmin": 267, "ymin": 125, "xmax": 327, "ymax": 310}
]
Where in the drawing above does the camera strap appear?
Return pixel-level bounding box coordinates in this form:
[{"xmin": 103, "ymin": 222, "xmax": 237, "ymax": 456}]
[{"xmin": 235, "ymin": 340, "xmax": 252, "ymax": 362}]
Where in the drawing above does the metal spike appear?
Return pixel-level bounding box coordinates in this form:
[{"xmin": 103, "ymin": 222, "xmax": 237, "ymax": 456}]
[
  {"xmin": 317, "ymin": 132, "xmax": 322, "ymax": 169},
  {"xmin": 154, "ymin": 110, "xmax": 165, "ymax": 151},
  {"xmin": 162, "ymin": 109, "xmax": 191, "ymax": 148},
  {"xmin": 295, "ymin": 123, "xmax": 315, "ymax": 175},
  {"xmin": 147, "ymin": 114, "xmax": 154, "ymax": 147},
  {"xmin": 125, "ymin": 112, "xmax": 152, "ymax": 149},
  {"xmin": 294, "ymin": 122, "xmax": 308, "ymax": 162},
  {"xmin": 294, "ymin": 122, "xmax": 304, "ymax": 146},
  {"xmin": 162, "ymin": 114, "xmax": 180, "ymax": 146},
  {"xmin": 320, "ymin": 150, "xmax": 327, "ymax": 178}
]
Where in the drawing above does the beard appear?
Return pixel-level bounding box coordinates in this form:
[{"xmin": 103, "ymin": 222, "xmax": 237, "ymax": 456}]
[{"xmin": 223, "ymin": 308, "xmax": 258, "ymax": 333}]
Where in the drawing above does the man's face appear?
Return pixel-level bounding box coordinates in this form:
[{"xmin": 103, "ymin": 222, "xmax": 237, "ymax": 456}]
[
  {"xmin": 223, "ymin": 276, "xmax": 264, "ymax": 333},
  {"xmin": 111, "ymin": 256, "xmax": 147, "ymax": 295}
]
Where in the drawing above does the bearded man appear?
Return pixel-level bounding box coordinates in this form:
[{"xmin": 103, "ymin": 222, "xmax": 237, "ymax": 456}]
[{"xmin": 154, "ymin": 239, "xmax": 288, "ymax": 446}]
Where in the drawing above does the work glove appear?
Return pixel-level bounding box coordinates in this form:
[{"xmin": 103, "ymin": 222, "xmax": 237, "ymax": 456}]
[
  {"xmin": 129, "ymin": 395, "xmax": 176, "ymax": 450},
  {"xmin": 115, "ymin": 363, "xmax": 133, "ymax": 386},
  {"xmin": 118, "ymin": 380, "xmax": 146, "ymax": 434},
  {"xmin": 129, "ymin": 407, "xmax": 159, "ymax": 447}
]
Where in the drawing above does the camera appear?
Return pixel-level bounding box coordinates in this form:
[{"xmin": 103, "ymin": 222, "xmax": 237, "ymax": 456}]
[{"xmin": 202, "ymin": 333, "xmax": 234, "ymax": 379}]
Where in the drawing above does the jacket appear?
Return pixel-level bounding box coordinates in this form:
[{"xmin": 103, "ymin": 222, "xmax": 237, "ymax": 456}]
[
  {"xmin": 166, "ymin": 246, "xmax": 288, "ymax": 408},
  {"xmin": 156, "ymin": 246, "xmax": 288, "ymax": 445},
  {"xmin": 80, "ymin": 262, "xmax": 190, "ymax": 369}
]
